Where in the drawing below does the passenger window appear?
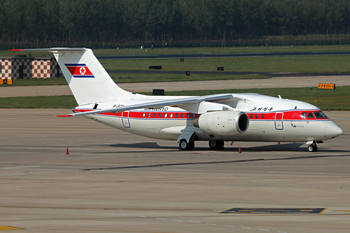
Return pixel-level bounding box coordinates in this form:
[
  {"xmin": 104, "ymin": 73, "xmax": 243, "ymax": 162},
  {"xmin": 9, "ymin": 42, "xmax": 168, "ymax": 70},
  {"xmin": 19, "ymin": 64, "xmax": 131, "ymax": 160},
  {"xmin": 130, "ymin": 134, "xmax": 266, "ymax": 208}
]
[
  {"xmin": 307, "ymin": 112, "xmax": 314, "ymax": 118},
  {"xmin": 301, "ymin": 112, "xmax": 307, "ymax": 119},
  {"xmin": 250, "ymin": 114, "xmax": 253, "ymax": 119},
  {"xmin": 193, "ymin": 114, "xmax": 196, "ymax": 118},
  {"xmin": 262, "ymin": 114, "xmax": 265, "ymax": 119},
  {"xmin": 153, "ymin": 113, "xmax": 156, "ymax": 118},
  {"xmin": 142, "ymin": 113, "xmax": 145, "ymax": 117},
  {"xmin": 159, "ymin": 113, "xmax": 162, "ymax": 118},
  {"xmin": 187, "ymin": 113, "xmax": 190, "ymax": 118},
  {"xmin": 176, "ymin": 113, "xmax": 179, "ymax": 118},
  {"xmin": 164, "ymin": 113, "xmax": 167, "ymax": 118},
  {"xmin": 181, "ymin": 113, "xmax": 184, "ymax": 118},
  {"xmin": 148, "ymin": 113, "xmax": 151, "ymax": 117},
  {"xmin": 255, "ymin": 114, "xmax": 258, "ymax": 119},
  {"xmin": 170, "ymin": 113, "xmax": 173, "ymax": 118}
]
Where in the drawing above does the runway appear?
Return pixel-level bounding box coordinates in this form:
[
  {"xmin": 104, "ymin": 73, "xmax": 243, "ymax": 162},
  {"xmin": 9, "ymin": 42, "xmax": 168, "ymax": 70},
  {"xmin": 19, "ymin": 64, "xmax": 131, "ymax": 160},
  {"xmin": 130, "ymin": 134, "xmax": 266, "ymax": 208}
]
[{"xmin": 0, "ymin": 109, "xmax": 349, "ymax": 232}]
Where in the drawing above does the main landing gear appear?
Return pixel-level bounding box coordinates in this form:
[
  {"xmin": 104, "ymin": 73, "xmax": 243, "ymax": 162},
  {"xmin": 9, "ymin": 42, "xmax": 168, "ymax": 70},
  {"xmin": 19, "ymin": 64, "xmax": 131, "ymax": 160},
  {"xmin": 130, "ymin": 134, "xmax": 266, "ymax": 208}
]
[
  {"xmin": 179, "ymin": 139, "xmax": 195, "ymax": 150},
  {"xmin": 307, "ymin": 141, "xmax": 318, "ymax": 152},
  {"xmin": 209, "ymin": 140, "xmax": 224, "ymax": 150},
  {"xmin": 178, "ymin": 139, "xmax": 225, "ymax": 151}
]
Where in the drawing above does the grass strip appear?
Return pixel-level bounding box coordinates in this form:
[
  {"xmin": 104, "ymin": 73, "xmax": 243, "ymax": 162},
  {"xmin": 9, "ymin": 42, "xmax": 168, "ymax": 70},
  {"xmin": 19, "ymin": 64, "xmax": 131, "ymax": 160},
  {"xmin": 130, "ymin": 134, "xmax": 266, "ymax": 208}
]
[
  {"xmin": 101, "ymin": 55, "xmax": 350, "ymax": 73},
  {"xmin": 0, "ymin": 95, "xmax": 77, "ymax": 109}
]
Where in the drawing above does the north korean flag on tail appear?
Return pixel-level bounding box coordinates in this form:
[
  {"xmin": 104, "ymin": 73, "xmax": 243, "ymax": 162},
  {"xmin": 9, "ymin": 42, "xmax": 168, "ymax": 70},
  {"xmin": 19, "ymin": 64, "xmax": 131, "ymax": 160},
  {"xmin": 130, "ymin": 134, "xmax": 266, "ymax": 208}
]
[{"xmin": 65, "ymin": 64, "xmax": 94, "ymax": 78}]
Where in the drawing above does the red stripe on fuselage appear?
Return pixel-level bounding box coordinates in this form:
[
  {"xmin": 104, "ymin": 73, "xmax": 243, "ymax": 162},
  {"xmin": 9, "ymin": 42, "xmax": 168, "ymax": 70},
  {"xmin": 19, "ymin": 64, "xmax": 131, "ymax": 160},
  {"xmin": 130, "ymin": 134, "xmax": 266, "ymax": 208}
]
[
  {"xmin": 247, "ymin": 110, "xmax": 328, "ymax": 121},
  {"xmin": 73, "ymin": 109, "xmax": 328, "ymax": 121}
]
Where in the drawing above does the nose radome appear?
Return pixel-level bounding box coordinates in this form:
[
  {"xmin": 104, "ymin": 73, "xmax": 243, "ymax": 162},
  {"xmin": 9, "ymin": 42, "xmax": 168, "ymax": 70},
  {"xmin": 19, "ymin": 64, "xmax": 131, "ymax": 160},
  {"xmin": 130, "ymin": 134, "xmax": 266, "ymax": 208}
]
[{"xmin": 326, "ymin": 122, "xmax": 343, "ymax": 138}]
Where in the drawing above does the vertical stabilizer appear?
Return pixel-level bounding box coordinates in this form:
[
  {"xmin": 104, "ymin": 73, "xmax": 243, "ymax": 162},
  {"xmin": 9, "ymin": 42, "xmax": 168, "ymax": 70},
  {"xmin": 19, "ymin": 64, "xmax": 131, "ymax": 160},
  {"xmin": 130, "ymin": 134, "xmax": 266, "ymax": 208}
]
[
  {"xmin": 22, "ymin": 48, "xmax": 131, "ymax": 106},
  {"xmin": 53, "ymin": 48, "xmax": 131, "ymax": 106}
]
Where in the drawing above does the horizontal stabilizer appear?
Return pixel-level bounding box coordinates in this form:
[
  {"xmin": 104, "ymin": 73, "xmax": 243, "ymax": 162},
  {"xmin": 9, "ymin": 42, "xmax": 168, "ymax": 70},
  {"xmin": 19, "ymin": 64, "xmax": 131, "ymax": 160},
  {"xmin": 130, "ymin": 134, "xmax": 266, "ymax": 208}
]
[{"xmin": 56, "ymin": 114, "xmax": 74, "ymax": 117}]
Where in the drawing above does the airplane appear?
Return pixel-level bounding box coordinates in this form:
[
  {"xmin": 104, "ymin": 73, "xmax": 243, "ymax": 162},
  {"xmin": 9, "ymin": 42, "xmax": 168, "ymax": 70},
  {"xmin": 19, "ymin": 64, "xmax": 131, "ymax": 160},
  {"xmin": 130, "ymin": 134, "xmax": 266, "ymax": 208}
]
[{"xmin": 11, "ymin": 48, "xmax": 343, "ymax": 152}]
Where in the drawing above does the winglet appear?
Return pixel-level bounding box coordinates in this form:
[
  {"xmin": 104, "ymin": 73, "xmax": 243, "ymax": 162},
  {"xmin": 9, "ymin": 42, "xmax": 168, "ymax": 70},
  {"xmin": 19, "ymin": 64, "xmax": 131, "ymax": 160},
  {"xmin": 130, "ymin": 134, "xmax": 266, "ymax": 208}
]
[{"xmin": 56, "ymin": 114, "xmax": 74, "ymax": 117}]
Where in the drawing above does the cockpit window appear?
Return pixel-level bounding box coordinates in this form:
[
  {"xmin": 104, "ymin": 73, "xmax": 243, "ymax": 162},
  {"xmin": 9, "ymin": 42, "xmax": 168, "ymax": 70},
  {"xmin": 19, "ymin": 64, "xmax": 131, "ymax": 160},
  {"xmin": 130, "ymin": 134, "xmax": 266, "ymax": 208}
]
[
  {"xmin": 301, "ymin": 112, "xmax": 307, "ymax": 119},
  {"xmin": 307, "ymin": 112, "xmax": 314, "ymax": 118},
  {"xmin": 314, "ymin": 111, "xmax": 328, "ymax": 119}
]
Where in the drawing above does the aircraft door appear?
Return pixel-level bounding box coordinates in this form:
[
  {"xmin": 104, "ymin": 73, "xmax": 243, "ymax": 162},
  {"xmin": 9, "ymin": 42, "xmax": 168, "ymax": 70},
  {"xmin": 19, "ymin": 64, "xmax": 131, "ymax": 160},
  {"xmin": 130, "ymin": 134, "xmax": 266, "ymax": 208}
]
[
  {"xmin": 275, "ymin": 112, "xmax": 284, "ymax": 130},
  {"xmin": 122, "ymin": 111, "xmax": 131, "ymax": 128}
]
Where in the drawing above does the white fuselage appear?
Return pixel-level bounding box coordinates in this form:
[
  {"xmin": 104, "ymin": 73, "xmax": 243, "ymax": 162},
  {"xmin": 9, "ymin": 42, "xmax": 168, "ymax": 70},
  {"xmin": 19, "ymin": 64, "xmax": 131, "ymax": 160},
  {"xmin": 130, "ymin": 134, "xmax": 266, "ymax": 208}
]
[{"xmin": 74, "ymin": 93, "xmax": 343, "ymax": 143}]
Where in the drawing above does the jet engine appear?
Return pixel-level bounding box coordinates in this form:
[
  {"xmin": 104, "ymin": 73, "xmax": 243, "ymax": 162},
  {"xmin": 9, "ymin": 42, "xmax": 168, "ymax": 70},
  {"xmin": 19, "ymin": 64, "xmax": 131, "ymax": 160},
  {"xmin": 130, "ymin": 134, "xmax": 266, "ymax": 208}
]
[{"xmin": 193, "ymin": 111, "xmax": 249, "ymax": 135}]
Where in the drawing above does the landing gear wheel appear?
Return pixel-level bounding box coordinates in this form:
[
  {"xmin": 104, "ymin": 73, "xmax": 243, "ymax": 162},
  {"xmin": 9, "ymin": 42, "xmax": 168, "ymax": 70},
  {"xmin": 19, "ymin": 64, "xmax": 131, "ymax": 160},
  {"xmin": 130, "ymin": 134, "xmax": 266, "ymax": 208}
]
[
  {"xmin": 307, "ymin": 143, "xmax": 318, "ymax": 152},
  {"xmin": 209, "ymin": 140, "xmax": 224, "ymax": 150},
  {"xmin": 179, "ymin": 139, "xmax": 195, "ymax": 151}
]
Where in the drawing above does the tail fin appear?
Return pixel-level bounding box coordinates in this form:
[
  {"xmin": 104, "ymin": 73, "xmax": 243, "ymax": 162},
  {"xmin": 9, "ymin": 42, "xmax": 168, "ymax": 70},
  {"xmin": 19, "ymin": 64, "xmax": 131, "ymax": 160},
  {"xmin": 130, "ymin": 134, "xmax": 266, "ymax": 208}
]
[{"xmin": 21, "ymin": 48, "xmax": 131, "ymax": 106}]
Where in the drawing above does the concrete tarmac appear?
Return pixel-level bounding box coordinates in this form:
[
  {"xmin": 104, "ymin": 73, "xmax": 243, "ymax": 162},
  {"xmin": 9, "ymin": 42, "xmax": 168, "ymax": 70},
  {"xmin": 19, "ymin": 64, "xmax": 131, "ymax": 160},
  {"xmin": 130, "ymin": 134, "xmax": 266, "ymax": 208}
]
[
  {"xmin": 0, "ymin": 109, "xmax": 349, "ymax": 232},
  {"xmin": 0, "ymin": 75, "xmax": 349, "ymax": 97}
]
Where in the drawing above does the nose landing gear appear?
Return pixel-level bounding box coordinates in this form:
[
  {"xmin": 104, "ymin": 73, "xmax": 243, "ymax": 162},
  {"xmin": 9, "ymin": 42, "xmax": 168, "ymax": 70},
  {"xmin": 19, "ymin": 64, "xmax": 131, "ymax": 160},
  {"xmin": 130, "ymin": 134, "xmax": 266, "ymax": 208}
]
[{"xmin": 307, "ymin": 141, "xmax": 318, "ymax": 152}]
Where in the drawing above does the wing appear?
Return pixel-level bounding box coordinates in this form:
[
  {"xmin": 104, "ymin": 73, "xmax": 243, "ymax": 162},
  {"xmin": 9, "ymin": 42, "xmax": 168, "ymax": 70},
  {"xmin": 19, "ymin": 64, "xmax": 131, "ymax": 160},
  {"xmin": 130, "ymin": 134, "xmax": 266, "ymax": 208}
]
[{"xmin": 57, "ymin": 93, "xmax": 234, "ymax": 117}]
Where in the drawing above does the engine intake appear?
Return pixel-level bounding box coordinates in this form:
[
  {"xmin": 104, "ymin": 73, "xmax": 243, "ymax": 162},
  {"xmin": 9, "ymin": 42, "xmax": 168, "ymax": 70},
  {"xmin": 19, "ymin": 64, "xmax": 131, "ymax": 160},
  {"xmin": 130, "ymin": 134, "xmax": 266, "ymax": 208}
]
[{"xmin": 193, "ymin": 111, "xmax": 249, "ymax": 135}]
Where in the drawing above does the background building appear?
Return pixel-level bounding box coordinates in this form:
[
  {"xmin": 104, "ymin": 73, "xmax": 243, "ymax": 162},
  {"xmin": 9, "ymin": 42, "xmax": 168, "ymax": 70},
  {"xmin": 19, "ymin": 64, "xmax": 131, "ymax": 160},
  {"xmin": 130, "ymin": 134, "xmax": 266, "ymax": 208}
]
[{"xmin": 0, "ymin": 57, "xmax": 62, "ymax": 80}]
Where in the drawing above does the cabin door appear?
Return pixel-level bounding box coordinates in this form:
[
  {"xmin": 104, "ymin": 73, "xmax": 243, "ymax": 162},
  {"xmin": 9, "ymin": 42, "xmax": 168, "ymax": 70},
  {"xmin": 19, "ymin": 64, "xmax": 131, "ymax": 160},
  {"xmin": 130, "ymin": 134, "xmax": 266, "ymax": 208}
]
[
  {"xmin": 275, "ymin": 112, "xmax": 284, "ymax": 130},
  {"xmin": 122, "ymin": 111, "xmax": 131, "ymax": 128}
]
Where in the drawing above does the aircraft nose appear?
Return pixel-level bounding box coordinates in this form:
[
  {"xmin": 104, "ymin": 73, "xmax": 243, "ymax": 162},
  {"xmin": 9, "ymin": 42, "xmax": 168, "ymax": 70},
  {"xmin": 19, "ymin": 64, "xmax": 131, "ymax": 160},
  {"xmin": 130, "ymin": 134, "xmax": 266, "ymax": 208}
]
[{"xmin": 326, "ymin": 121, "xmax": 343, "ymax": 138}]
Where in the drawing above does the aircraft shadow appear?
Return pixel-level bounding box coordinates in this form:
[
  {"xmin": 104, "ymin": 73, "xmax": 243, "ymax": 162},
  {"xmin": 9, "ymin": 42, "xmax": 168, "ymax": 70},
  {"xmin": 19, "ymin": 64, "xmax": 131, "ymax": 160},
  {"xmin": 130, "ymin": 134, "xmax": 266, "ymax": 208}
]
[
  {"xmin": 83, "ymin": 153, "xmax": 350, "ymax": 171},
  {"xmin": 105, "ymin": 142, "xmax": 349, "ymax": 153},
  {"xmin": 109, "ymin": 142, "xmax": 177, "ymax": 149},
  {"xmin": 223, "ymin": 143, "xmax": 349, "ymax": 153}
]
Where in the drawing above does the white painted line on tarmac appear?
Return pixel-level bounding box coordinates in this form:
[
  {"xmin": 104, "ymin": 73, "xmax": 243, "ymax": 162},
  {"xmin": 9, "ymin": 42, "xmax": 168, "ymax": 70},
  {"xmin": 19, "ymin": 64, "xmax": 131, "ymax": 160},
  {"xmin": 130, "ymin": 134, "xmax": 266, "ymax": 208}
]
[
  {"xmin": 2, "ymin": 166, "xmax": 40, "ymax": 169},
  {"xmin": 172, "ymin": 219, "xmax": 182, "ymax": 222}
]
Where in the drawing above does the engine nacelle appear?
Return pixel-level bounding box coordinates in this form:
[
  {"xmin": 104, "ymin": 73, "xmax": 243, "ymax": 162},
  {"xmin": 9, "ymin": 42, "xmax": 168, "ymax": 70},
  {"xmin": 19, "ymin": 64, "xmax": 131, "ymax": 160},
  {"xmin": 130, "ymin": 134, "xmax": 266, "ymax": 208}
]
[{"xmin": 193, "ymin": 111, "xmax": 249, "ymax": 135}]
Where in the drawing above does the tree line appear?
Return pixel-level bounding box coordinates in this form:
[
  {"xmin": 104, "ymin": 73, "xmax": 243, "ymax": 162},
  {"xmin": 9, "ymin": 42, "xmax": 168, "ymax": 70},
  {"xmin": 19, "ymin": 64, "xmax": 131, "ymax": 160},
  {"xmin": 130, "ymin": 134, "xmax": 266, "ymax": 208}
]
[{"xmin": 1, "ymin": 0, "xmax": 350, "ymax": 46}]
